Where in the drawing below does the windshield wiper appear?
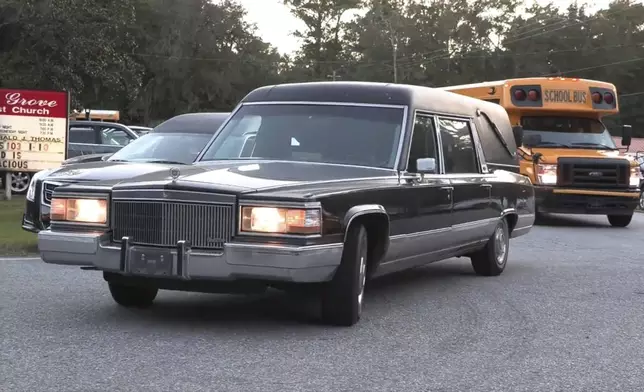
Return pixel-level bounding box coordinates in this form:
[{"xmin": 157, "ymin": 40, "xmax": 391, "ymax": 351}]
[
  {"xmin": 534, "ymin": 141, "xmax": 571, "ymax": 148},
  {"xmin": 570, "ymin": 142, "xmax": 616, "ymax": 150},
  {"xmin": 143, "ymin": 159, "xmax": 186, "ymax": 165}
]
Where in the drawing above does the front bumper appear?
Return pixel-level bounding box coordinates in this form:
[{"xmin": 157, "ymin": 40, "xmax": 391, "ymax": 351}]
[
  {"xmin": 535, "ymin": 186, "xmax": 640, "ymax": 215},
  {"xmin": 38, "ymin": 230, "xmax": 343, "ymax": 283}
]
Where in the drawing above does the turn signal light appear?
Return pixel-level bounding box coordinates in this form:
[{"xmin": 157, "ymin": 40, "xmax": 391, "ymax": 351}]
[{"xmin": 591, "ymin": 92, "xmax": 603, "ymax": 104}]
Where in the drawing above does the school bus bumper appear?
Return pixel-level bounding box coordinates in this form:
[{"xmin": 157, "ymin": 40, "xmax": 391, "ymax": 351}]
[{"xmin": 535, "ymin": 186, "xmax": 640, "ymax": 215}]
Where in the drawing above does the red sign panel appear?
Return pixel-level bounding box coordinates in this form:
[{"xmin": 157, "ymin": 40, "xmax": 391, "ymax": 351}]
[{"xmin": 0, "ymin": 88, "xmax": 70, "ymax": 172}]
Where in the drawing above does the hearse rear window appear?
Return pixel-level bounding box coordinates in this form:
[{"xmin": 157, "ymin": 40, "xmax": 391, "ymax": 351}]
[{"xmin": 200, "ymin": 103, "xmax": 405, "ymax": 169}]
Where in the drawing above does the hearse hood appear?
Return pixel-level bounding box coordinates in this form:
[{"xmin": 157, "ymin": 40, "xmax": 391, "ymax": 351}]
[
  {"xmin": 44, "ymin": 161, "xmax": 189, "ymax": 182},
  {"xmin": 109, "ymin": 160, "xmax": 396, "ymax": 195}
]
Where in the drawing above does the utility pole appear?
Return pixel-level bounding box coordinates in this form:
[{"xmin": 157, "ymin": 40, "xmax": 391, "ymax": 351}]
[
  {"xmin": 392, "ymin": 41, "xmax": 398, "ymax": 83},
  {"xmin": 327, "ymin": 70, "xmax": 340, "ymax": 81}
]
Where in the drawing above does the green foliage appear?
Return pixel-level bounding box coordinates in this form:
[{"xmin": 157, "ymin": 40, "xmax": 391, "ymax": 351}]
[{"xmin": 0, "ymin": 0, "xmax": 642, "ymax": 135}]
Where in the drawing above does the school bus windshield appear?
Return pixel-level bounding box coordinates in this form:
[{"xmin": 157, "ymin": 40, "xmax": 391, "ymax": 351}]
[{"xmin": 521, "ymin": 116, "xmax": 617, "ymax": 150}]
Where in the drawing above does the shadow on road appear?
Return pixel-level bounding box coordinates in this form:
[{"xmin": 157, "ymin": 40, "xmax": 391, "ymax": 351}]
[
  {"xmin": 535, "ymin": 213, "xmax": 611, "ymax": 228},
  {"xmin": 86, "ymin": 260, "xmax": 489, "ymax": 329}
]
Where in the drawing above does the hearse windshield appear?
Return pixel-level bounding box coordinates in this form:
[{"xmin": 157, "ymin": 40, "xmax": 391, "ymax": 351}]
[
  {"xmin": 522, "ymin": 116, "xmax": 617, "ymax": 150},
  {"xmin": 198, "ymin": 103, "xmax": 405, "ymax": 169},
  {"xmin": 108, "ymin": 132, "xmax": 212, "ymax": 164}
]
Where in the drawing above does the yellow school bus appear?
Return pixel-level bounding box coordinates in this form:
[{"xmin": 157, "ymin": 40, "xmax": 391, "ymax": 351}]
[
  {"xmin": 71, "ymin": 109, "xmax": 120, "ymax": 122},
  {"xmin": 441, "ymin": 77, "xmax": 641, "ymax": 227}
]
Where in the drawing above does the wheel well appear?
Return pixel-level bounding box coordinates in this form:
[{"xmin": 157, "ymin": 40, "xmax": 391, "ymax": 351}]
[
  {"xmin": 504, "ymin": 213, "xmax": 518, "ymax": 233},
  {"xmin": 346, "ymin": 213, "xmax": 389, "ymax": 276}
]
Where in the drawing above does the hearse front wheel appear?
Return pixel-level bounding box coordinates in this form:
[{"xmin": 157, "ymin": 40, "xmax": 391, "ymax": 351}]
[
  {"xmin": 108, "ymin": 282, "xmax": 158, "ymax": 308},
  {"xmin": 320, "ymin": 224, "xmax": 368, "ymax": 327},
  {"xmin": 470, "ymin": 218, "xmax": 509, "ymax": 277},
  {"xmin": 607, "ymin": 214, "xmax": 633, "ymax": 228}
]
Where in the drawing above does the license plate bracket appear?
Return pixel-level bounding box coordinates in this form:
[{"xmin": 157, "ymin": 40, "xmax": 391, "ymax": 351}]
[
  {"xmin": 129, "ymin": 247, "xmax": 173, "ymax": 276},
  {"xmin": 587, "ymin": 199, "xmax": 604, "ymax": 208}
]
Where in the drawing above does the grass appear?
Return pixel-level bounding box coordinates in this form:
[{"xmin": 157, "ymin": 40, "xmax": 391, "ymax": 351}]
[{"xmin": 0, "ymin": 195, "xmax": 38, "ymax": 256}]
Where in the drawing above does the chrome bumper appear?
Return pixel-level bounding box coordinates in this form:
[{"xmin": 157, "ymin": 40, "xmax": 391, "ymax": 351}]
[{"xmin": 38, "ymin": 230, "xmax": 343, "ymax": 283}]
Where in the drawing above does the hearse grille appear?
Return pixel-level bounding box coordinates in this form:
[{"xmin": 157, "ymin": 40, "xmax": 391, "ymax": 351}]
[
  {"xmin": 557, "ymin": 158, "xmax": 630, "ymax": 189},
  {"xmin": 42, "ymin": 181, "xmax": 60, "ymax": 205},
  {"xmin": 111, "ymin": 200, "xmax": 235, "ymax": 250},
  {"xmin": 42, "ymin": 180, "xmax": 93, "ymax": 205}
]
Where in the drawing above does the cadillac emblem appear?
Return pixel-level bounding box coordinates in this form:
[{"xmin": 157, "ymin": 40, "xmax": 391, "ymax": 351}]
[{"xmin": 170, "ymin": 167, "xmax": 181, "ymax": 181}]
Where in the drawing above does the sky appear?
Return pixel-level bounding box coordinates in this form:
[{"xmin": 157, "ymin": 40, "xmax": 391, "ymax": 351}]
[{"xmin": 239, "ymin": 0, "xmax": 614, "ymax": 55}]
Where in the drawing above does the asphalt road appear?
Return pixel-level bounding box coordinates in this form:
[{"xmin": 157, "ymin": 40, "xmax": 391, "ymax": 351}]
[{"xmin": 2, "ymin": 213, "xmax": 644, "ymax": 392}]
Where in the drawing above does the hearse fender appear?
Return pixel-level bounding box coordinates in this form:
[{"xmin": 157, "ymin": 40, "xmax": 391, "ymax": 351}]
[
  {"xmin": 342, "ymin": 205, "xmax": 390, "ymax": 269},
  {"xmin": 499, "ymin": 207, "xmax": 519, "ymax": 233}
]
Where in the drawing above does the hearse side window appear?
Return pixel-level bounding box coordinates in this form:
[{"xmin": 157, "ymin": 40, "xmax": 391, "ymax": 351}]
[
  {"xmin": 437, "ymin": 118, "xmax": 479, "ymax": 174},
  {"xmin": 407, "ymin": 114, "xmax": 438, "ymax": 172}
]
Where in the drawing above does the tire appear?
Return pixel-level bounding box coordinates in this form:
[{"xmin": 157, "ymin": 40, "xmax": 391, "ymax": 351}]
[
  {"xmin": 320, "ymin": 224, "xmax": 368, "ymax": 327},
  {"xmin": 470, "ymin": 218, "xmax": 510, "ymax": 277},
  {"xmin": 108, "ymin": 282, "xmax": 158, "ymax": 308},
  {"xmin": 639, "ymin": 191, "xmax": 644, "ymax": 211},
  {"xmin": 607, "ymin": 214, "xmax": 633, "ymax": 228}
]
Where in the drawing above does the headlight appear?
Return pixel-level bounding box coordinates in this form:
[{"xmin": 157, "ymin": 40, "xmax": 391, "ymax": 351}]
[
  {"xmin": 631, "ymin": 167, "xmax": 642, "ymax": 187},
  {"xmin": 537, "ymin": 164, "xmax": 557, "ymax": 185},
  {"xmin": 50, "ymin": 197, "xmax": 108, "ymax": 224},
  {"xmin": 26, "ymin": 169, "xmax": 52, "ymax": 201},
  {"xmin": 240, "ymin": 206, "xmax": 321, "ymax": 235}
]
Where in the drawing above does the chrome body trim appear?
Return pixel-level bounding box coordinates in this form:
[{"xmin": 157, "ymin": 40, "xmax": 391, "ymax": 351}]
[
  {"xmin": 111, "ymin": 189, "xmax": 236, "ymax": 204},
  {"xmin": 38, "ymin": 230, "xmax": 344, "ymax": 283}
]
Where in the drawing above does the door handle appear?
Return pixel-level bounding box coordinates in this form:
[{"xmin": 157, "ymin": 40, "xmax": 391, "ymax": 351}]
[
  {"xmin": 440, "ymin": 186, "xmax": 454, "ymax": 191},
  {"xmin": 481, "ymin": 184, "xmax": 492, "ymax": 188}
]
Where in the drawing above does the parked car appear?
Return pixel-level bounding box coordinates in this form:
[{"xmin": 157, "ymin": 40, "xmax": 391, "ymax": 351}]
[
  {"xmin": 637, "ymin": 151, "xmax": 644, "ymax": 210},
  {"xmin": 22, "ymin": 112, "xmax": 230, "ymax": 233},
  {"xmin": 1, "ymin": 121, "xmax": 140, "ymax": 194},
  {"xmin": 67, "ymin": 120, "xmax": 140, "ymax": 158},
  {"xmin": 37, "ymin": 81, "xmax": 535, "ymax": 327},
  {"xmin": 128, "ymin": 125, "xmax": 154, "ymax": 136}
]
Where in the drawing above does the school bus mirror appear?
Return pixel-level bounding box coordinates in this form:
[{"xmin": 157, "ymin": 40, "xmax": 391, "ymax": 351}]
[
  {"xmin": 621, "ymin": 124, "xmax": 632, "ymax": 146},
  {"xmin": 523, "ymin": 134, "xmax": 541, "ymax": 148},
  {"xmin": 512, "ymin": 125, "xmax": 524, "ymax": 147}
]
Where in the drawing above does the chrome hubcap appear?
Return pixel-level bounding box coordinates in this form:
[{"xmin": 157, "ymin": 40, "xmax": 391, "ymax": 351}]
[
  {"xmin": 639, "ymin": 192, "xmax": 644, "ymax": 210},
  {"xmin": 357, "ymin": 254, "xmax": 367, "ymax": 313},
  {"xmin": 11, "ymin": 172, "xmax": 30, "ymax": 193},
  {"xmin": 494, "ymin": 226, "xmax": 507, "ymax": 266}
]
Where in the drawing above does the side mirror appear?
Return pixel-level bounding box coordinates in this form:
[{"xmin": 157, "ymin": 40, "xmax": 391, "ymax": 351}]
[
  {"xmin": 621, "ymin": 124, "xmax": 632, "ymax": 147},
  {"xmin": 417, "ymin": 158, "xmax": 436, "ymax": 174},
  {"xmin": 512, "ymin": 125, "xmax": 523, "ymax": 147},
  {"xmin": 523, "ymin": 134, "xmax": 542, "ymax": 148}
]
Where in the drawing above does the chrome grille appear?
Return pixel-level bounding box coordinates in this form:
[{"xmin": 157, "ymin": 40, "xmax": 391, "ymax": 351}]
[
  {"xmin": 112, "ymin": 200, "xmax": 234, "ymax": 250},
  {"xmin": 558, "ymin": 158, "xmax": 630, "ymax": 189},
  {"xmin": 42, "ymin": 181, "xmax": 61, "ymax": 205}
]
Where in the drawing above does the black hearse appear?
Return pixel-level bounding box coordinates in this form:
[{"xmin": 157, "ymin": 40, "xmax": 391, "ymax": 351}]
[
  {"xmin": 22, "ymin": 112, "xmax": 230, "ymax": 233},
  {"xmin": 38, "ymin": 82, "xmax": 535, "ymax": 327}
]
